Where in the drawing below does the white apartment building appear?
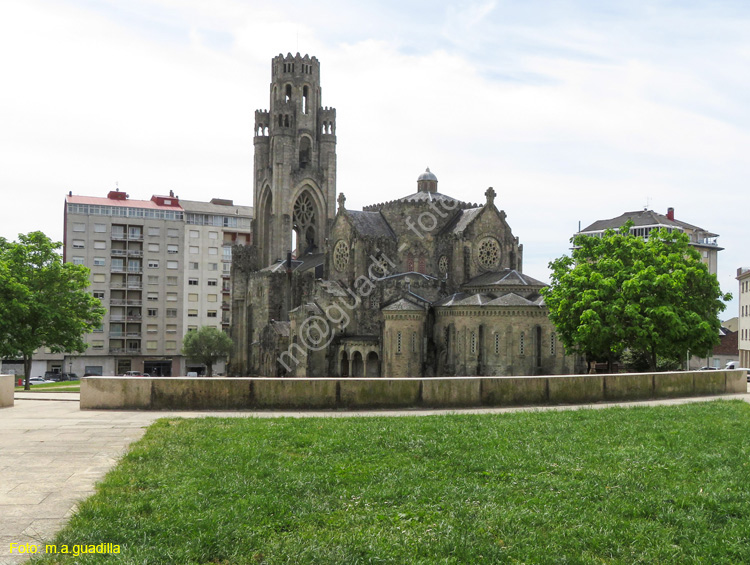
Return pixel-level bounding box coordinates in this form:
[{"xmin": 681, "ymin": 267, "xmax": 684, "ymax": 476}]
[
  {"xmin": 63, "ymin": 189, "xmax": 251, "ymax": 376},
  {"xmin": 737, "ymin": 267, "xmax": 750, "ymax": 368}
]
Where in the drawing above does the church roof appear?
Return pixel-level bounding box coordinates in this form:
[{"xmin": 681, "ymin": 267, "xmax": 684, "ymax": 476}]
[
  {"xmin": 346, "ymin": 210, "xmax": 397, "ymax": 239},
  {"xmin": 485, "ymin": 293, "xmax": 538, "ymax": 306},
  {"xmin": 382, "ymin": 298, "xmax": 425, "ymax": 311},
  {"xmin": 463, "ymin": 269, "xmax": 546, "ymax": 289},
  {"xmin": 441, "ymin": 207, "xmax": 483, "ymax": 234},
  {"xmin": 261, "ymin": 252, "xmax": 325, "ymax": 273},
  {"xmin": 396, "ymin": 191, "xmax": 464, "ymax": 205},
  {"xmin": 417, "ymin": 167, "xmax": 438, "ymax": 182},
  {"xmin": 270, "ymin": 321, "xmax": 290, "ymax": 336}
]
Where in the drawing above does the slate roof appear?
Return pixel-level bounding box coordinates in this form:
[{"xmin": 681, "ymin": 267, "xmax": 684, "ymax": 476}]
[
  {"xmin": 485, "ymin": 293, "xmax": 538, "ymax": 306},
  {"xmin": 463, "ymin": 269, "xmax": 545, "ymax": 289},
  {"xmin": 581, "ymin": 210, "xmax": 681, "ymax": 232},
  {"xmin": 346, "ymin": 210, "xmax": 397, "ymax": 239},
  {"xmin": 441, "ymin": 207, "xmax": 483, "ymax": 234},
  {"xmin": 436, "ymin": 291, "xmax": 545, "ymax": 308},
  {"xmin": 261, "ymin": 252, "xmax": 325, "ymax": 273},
  {"xmin": 395, "ymin": 191, "xmax": 463, "ymax": 205},
  {"xmin": 270, "ymin": 321, "xmax": 290, "ymax": 337},
  {"xmin": 382, "ymin": 298, "xmax": 425, "ymax": 311}
]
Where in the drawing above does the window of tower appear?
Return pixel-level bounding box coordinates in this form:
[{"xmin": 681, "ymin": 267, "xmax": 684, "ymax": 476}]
[
  {"xmin": 284, "ymin": 115, "xmax": 290, "ymax": 127},
  {"xmin": 299, "ymin": 136, "xmax": 311, "ymax": 169},
  {"xmin": 285, "ymin": 84, "xmax": 292, "ymax": 102},
  {"xmin": 278, "ymin": 114, "xmax": 283, "ymax": 127},
  {"xmin": 303, "ymin": 86, "xmax": 309, "ymax": 114}
]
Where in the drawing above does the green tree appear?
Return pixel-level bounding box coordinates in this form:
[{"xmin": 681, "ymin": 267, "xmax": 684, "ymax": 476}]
[
  {"xmin": 542, "ymin": 225, "xmax": 731, "ymax": 372},
  {"xmin": 182, "ymin": 326, "xmax": 233, "ymax": 377},
  {"xmin": 0, "ymin": 232, "xmax": 105, "ymax": 390}
]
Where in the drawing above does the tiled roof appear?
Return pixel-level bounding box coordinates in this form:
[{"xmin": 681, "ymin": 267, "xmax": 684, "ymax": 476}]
[
  {"xmin": 581, "ymin": 210, "xmax": 681, "ymax": 232},
  {"xmin": 441, "ymin": 207, "xmax": 482, "ymax": 234}
]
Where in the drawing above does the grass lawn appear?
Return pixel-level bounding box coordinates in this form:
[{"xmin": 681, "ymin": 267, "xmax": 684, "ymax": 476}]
[
  {"xmin": 32, "ymin": 400, "xmax": 750, "ymax": 564},
  {"xmin": 15, "ymin": 381, "xmax": 80, "ymax": 392}
]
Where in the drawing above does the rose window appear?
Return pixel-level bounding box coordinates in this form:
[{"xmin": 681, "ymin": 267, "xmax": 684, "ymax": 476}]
[
  {"xmin": 477, "ymin": 238, "xmax": 500, "ymax": 270},
  {"xmin": 438, "ymin": 255, "xmax": 449, "ymax": 274},
  {"xmin": 333, "ymin": 240, "xmax": 349, "ymax": 271},
  {"xmin": 293, "ymin": 193, "xmax": 315, "ymax": 226}
]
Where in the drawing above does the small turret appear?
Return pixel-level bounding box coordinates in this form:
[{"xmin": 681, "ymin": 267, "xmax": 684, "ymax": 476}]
[{"xmin": 417, "ymin": 167, "xmax": 438, "ymax": 193}]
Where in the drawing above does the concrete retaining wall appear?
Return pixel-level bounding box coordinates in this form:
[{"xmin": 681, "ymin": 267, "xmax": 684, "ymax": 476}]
[
  {"xmin": 80, "ymin": 370, "xmax": 747, "ymax": 411},
  {"xmin": 0, "ymin": 375, "xmax": 14, "ymax": 408}
]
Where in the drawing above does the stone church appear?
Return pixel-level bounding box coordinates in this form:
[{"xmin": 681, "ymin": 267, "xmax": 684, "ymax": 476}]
[{"xmin": 231, "ymin": 53, "xmax": 581, "ymax": 378}]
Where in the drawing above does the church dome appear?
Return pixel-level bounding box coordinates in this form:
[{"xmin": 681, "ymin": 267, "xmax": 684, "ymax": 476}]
[{"xmin": 417, "ymin": 167, "xmax": 438, "ymax": 182}]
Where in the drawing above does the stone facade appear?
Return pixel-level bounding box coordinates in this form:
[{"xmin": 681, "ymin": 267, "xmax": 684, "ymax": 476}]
[{"xmin": 231, "ymin": 53, "xmax": 582, "ymax": 377}]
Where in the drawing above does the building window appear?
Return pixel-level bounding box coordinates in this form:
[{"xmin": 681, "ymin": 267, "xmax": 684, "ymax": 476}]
[
  {"xmin": 189, "ymin": 246, "xmax": 199, "ymax": 254},
  {"xmin": 167, "ymin": 228, "xmax": 179, "ymax": 238},
  {"xmin": 94, "ymin": 240, "xmax": 106, "ymax": 249},
  {"xmin": 190, "ymin": 262, "xmax": 199, "ymax": 270},
  {"xmin": 189, "ymin": 230, "xmax": 199, "ymax": 238},
  {"xmin": 207, "ymin": 311, "xmax": 218, "ymax": 318},
  {"xmin": 411, "ymin": 332, "xmax": 417, "ymax": 353},
  {"xmin": 207, "ymin": 279, "xmax": 218, "ymax": 286},
  {"xmin": 494, "ymin": 333, "xmax": 500, "ymax": 355},
  {"xmin": 92, "ymin": 340, "xmax": 104, "ymax": 350},
  {"xmin": 397, "ymin": 331, "xmax": 402, "ymax": 354},
  {"xmin": 519, "ymin": 332, "xmax": 525, "ymax": 356},
  {"xmin": 167, "ymin": 276, "xmax": 178, "ymax": 286},
  {"xmin": 146, "ymin": 341, "xmax": 158, "ymax": 351},
  {"xmin": 93, "ymin": 257, "xmax": 106, "ymax": 266},
  {"xmin": 148, "ymin": 275, "xmax": 159, "ymax": 285},
  {"xmin": 223, "ymin": 263, "xmax": 231, "ymax": 273},
  {"xmin": 93, "ymin": 273, "xmax": 106, "ymax": 283},
  {"xmin": 208, "ymin": 263, "xmax": 218, "ymax": 271},
  {"xmin": 470, "ymin": 332, "xmax": 476, "ymax": 354},
  {"xmin": 148, "ymin": 243, "xmax": 160, "ymax": 252},
  {"xmin": 188, "ymin": 278, "xmax": 199, "ymax": 286},
  {"xmin": 73, "ymin": 223, "xmax": 85, "ymax": 232},
  {"xmin": 72, "ymin": 239, "xmax": 85, "ymax": 249},
  {"xmin": 166, "ymin": 324, "xmax": 177, "ymax": 333},
  {"xmin": 189, "ymin": 294, "xmax": 199, "ymax": 302},
  {"xmin": 207, "ymin": 294, "xmax": 218, "ymax": 302},
  {"xmin": 209, "ymin": 247, "xmax": 218, "ymax": 255},
  {"xmin": 188, "ymin": 310, "xmax": 198, "ymax": 317},
  {"xmin": 209, "ymin": 231, "xmax": 218, "ymax": 239},
  {"xmin": 147, "ymin": 308, "xmax": 158, "ymax": 317},
  {"xmin": 148, "ymin": 227, "xmax": 160, "ymax": 236},
  {"xmin": 167, "ymin": 244, "xmax": 179, "ymax": 254},
  {"xmin": 147, "ymin": 324, "xmax": 158, "ymax": 333},
  {"xmin": 167, "ymin": 292, "xmax": 177, "ymax": 302},
  {"xmin": 148, "ymin": 260, "xmax": 159, "ymax": 268},
  {"xmin": 94, "ymin": 224, "xmax": 106, "ymax": 233},
  {"xmin": 166, "ymin": 308, "xmax": 177, "ymax": 318},
  {"xmin": 167, "ymin": 261, "xmax": 178, "ymax": 269},
  {"xmin": 187, "ymin": 326, "xmax": 197, "ymax": 332},
  {"xmin": 72, "ymin": 257, "xmax": 84, "ymax": 265},
  {"xmin": 147, "ymin": 292, "xmax": 158, "ymax": 301},
  {"xmin": 166, "ymin": 340, "xmax": 177, "ymax": 349},
  {"xmin": 92, "ymin": 291, "xmax": 105, "ymax": 300}
]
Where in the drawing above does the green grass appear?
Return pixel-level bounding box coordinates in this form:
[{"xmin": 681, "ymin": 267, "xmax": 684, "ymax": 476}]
[
  {"xmin": 15, "ymin": 381, "xmax": 80, "ymax": 392},
  {"xmin": 32, "ymin": 401, "xmax": 750, "ymax": 564}
]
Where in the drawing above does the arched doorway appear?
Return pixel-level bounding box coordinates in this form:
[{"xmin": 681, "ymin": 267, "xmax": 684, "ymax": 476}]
[
  {"xmin": 366, "ymin": 352, "xmax": 379, "ymax": 377},
  {"xmin": 352, "ymin": 352, "xmax": 364, "ymax": 378}
]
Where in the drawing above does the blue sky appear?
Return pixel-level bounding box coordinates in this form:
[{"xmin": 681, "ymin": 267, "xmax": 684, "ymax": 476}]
[{"xmin": 1, "ymin": 0, "xmax": 748, "ymax": 317}]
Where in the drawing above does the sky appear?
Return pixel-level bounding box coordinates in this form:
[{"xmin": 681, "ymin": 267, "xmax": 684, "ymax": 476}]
[{"xmin": 1, "ymin": 0, "xmax": 748, "ymax": 318}]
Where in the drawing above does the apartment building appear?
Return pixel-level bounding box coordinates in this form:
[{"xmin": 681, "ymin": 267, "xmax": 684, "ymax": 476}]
[
  {"xmin": 63, "ymin": 189, "xmax": 251, "ymax": 376},
  {"xmin": 577, "ymin": 207, "xmax": 722, "ymax": 275},
  {"xmin": 738, "ymin": 267, "xmax": 750, "ymax": 368}
]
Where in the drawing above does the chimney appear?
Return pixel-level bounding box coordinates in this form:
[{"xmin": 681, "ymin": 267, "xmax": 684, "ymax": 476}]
[{"xmin": 667, "ymin": 207, "xmax": 675, "ymax": 221}]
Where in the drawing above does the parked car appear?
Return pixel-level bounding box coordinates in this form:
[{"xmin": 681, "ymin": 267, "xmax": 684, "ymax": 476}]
[
  {"xmin": 122, "ymin": 371, "xmax": 149, "ymax": 377},
  {"xmin": 28, "ymin": 376, "xmax": 50, "ymax": 385}
]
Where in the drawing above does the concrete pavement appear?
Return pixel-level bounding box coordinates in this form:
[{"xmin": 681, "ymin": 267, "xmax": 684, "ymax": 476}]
[{"xmin": 2, "ymin": 387, "xmax": 749, "ymax": 564}]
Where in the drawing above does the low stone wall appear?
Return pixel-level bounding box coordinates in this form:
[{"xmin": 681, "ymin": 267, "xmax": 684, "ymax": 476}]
[
  {"xmin": 80, "ymin": 370, "xmax": 747, "ymax": 411},
  {"xmin": 0, "ymin": 375, "xmax": 15, "ymax": 408}
]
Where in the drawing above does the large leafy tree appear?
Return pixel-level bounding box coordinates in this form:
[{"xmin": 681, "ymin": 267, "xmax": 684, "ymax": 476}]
[
  {"xmin": 542, "ymin": 225, "xmax": 730, "ymax": 372},
  {"xmin": 182, "ymin": 326, "xmax": 233, "ymax": 377},
  {"xmin": 0, "ymin": 232, "xmax": 105, "ymax": 389}
]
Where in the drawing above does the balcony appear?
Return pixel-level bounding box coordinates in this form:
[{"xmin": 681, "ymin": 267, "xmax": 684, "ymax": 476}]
[
  {"xmin": 111, "ymin": 249, "xmax": 127, "ymax": 256},
  {"xmin": 109, "ymin": 282, "xmax": 143, "ymax": 289},
  {"xmin": 127, "ymin": 250, "xmax": 144, "ymax": 257},
  {"xmin": 109, "ymin": 348, "xmax": 141, "ymax": 355},
  {"xmin": 109, "ymin": 332, "xmax": 141, "ymax": 338},
  {"xmin": 109, "ymin": 315, "xmax": 142, "ymax": 322},
  {"xmin": 110, "ymin": 299, "xmax": 143, "ymax": 306}
]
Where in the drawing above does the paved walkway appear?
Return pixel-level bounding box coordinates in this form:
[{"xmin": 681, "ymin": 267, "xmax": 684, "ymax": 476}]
[{"xmin": 2, "ymin": 388, "xmax": 749, "ymax": 564}]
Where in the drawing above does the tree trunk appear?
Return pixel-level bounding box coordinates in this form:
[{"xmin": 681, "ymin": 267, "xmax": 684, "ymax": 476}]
[
  {"xmin": 650, "ymin": 347, "xmax": 658, "ymax": 372},
  {"xmin": 206, "ymin": 363, "xmax": 213, "ymax": 377},
  {"xmin": 23, "ymin": 353, "xmax": 31, "ymax": 391}
]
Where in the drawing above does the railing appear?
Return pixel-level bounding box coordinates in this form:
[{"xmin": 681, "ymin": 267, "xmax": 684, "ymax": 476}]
[
  {"xmin": 109, "ymin": 282, "xmax": 143, "ymax": 289},
  {"xmin": 109, "ymin": 315, "xmax": 142, "ymax": 322},
  {"xmin": 128, "ymin": 250, "xmax": 144, "ymax": 257},
  {"xmin": 110, "ymin": 299, "xmax": 142, "ymax": 306},
  {"xmin": 111, "ymin": 249, "xmax": 127, "ymax": 256},
  {"xmin": 109, "ymin": 347, "xmax": 142, "ymax": 354}
]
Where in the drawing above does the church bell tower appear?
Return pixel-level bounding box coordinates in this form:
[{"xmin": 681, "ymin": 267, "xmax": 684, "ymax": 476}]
[{"xmin": 253, "ymin": 53, "xmax": 337, "ymax": 266}]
